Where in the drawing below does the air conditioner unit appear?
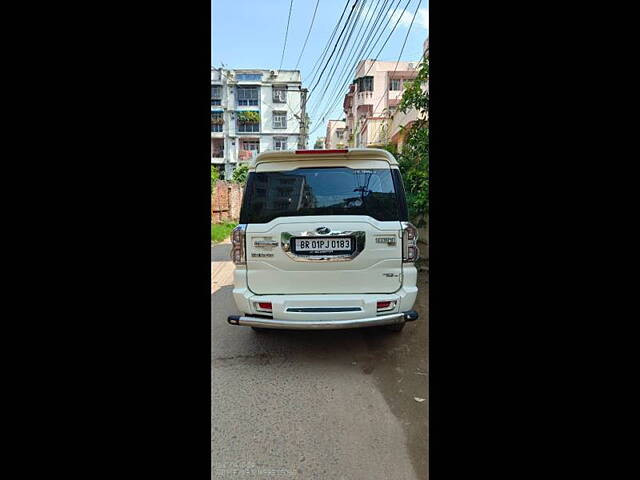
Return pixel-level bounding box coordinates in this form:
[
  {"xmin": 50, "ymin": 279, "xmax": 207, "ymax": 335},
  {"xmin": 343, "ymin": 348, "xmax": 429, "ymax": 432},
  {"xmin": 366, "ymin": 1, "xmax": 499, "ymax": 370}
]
[
  {"xmin": 408, "ymin": 63, "xmax": 414, "ymax": 69},
  {"xmin": 270, "ymin": 70, "xmax": 279, "ymax": 77}
]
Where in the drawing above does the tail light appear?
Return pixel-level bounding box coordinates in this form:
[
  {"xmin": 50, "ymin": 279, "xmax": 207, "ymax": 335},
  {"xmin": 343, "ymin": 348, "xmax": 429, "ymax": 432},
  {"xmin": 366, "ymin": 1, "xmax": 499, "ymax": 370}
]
[
  {"xmin": 377, "ymin": 300, "xmax": 397, "ymax": 312},
  {"xmin": 230, "ymin": 224, "xmax": 246, "ymax": 265},
  {"xmin": 402, "ymin": 222, "xmax": 420, "ymax": 263},
  {"xmin": 254, "ymin": 301, "xmax": 272, "ymax": 313}
]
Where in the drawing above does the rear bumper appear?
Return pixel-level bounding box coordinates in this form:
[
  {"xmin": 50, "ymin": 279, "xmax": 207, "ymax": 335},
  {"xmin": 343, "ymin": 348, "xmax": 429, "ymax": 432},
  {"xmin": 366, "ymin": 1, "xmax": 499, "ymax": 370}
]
[
  {"xmin": 228, "ymin": 310, "xmax": 419, "ymax": 330},
  {"xmin": 232, "ymin": 267, "xmax": 418, "ymax": 320}
]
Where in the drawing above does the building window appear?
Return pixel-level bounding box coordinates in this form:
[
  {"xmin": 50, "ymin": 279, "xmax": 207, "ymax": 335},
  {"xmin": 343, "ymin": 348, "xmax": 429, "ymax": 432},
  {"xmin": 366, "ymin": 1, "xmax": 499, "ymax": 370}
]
[
  {"xmin": 237, "ymin": 86, "xmax": 259, "ymax": 106},
  {"xmin": 237, "ymin": 111, "xmax": 260, "ymax": 132},
  {"xmin": 357, "ymin": 76, "xmax": 374, "ymax": 92},
  {"xmin": 211, "ymin": 139, "xmax": 224, "ymax": 158},
  {"xmin": 239, "ymin": 140, "xmax": 260, "ymax": 160},
  {"xmin": 237, "ymin": 121, "xmax": 259, "ymax": 133},
  {"xmin": 211, "ymin": 85, "xmax": 222, "ymax": 105},
  {"xmin": 273, "ymin": 86, "xmax": 287, "ymax": 103},
  {"xmin": 274, "ymin": 137, "xmax": 288, "ymax": 150},
  {"xmin": 389, "ymin": 79, "xmax": 401, "ymax": 91},
  {"xmin": 237, "ymin": 73, "xmax": 262, "ymax": 81},
  {"xmin": 336, "ymin": 129, "xmax": 344, "ymax": 139},
  {"xmin": 211, "ymin": 112, "xmax": 223, "ymax": 132},
  {"xmin": 242, "ymin": 140, "xmax": 259, "ymax": 151},
  {"xmin": 273, "ymin": 111, "xmax": 287, "ymax": 129}
]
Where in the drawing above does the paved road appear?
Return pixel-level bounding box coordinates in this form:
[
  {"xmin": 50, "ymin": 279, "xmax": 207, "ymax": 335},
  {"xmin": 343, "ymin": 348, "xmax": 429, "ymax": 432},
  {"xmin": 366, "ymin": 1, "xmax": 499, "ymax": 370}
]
[{"xmin": 212, "ymin": 242, "xmax": 428, "ymax": 479}]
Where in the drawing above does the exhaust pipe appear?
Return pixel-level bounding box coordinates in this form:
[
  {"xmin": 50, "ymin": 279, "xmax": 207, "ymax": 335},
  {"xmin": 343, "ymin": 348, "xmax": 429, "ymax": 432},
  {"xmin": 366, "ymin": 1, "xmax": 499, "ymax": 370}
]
[{"xmin": 404, "ymin": 310, "xmax": 419, "ymax": 321}]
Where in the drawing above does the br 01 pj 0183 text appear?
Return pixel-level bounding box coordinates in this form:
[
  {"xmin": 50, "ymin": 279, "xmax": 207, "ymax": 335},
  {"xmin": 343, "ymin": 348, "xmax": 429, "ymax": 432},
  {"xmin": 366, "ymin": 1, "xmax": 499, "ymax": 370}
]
[{"xmin": 294, "ymin": 238, "xmax": 352, "ymax": 252}]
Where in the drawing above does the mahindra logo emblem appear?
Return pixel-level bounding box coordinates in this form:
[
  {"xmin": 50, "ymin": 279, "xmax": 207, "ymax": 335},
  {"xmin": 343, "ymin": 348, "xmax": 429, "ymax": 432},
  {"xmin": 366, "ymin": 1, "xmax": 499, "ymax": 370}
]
[{"xmin": 316, "ymin": 226, "xmax": 331, "ymax": 235}]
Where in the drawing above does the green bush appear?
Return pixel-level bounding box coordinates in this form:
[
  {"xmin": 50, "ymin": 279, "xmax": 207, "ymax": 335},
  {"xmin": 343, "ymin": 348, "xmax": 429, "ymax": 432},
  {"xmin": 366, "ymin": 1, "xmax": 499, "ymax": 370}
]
[
  {"xmin": 211, "ymin": 221, "xmax": 237, "ymax": 243},
  {"xmin": 398, "ymin": 125, "xmax": 428, "ymax": 224},
  {"xmin": 211, "ymin": 165, "xmax": 220, "ymax": 191},
  {"xmin": 231, "ymin": 164, "xmax": 249, "ymax": 184},
  {"xmin": 389, "ymin": 56, "xmax": 429, "ymax": 226},
  {"xmin": 236, "ymin": 111, "xmax": 260, "ymax": 123}
]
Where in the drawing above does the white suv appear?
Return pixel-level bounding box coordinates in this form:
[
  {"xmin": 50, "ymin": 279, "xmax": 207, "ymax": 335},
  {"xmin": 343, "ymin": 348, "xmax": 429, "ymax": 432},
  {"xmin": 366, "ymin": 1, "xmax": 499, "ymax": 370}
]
[{"xmin": 228, "ymin": 148, "xmax": 419, "ymax": 332}]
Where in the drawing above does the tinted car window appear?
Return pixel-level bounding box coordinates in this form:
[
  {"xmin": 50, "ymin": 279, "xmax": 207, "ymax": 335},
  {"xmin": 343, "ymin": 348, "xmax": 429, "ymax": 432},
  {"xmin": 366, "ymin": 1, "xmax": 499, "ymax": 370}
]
[{"xmin": 242, "ymin": 167, "xmax": 402, "ymax": 223}]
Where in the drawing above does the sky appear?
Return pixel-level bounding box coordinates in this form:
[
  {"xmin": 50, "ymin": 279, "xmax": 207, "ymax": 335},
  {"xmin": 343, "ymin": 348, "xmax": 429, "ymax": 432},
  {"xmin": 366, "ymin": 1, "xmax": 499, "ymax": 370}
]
[{"xmin": 212, "ymin": 0, "xmax": 428, "ymax": 148}]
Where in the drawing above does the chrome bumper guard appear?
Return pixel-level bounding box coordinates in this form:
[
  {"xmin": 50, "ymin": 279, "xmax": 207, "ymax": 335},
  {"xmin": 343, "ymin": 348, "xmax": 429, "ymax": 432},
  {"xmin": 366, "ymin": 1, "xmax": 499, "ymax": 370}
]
[{"xmin": 227, "ymin": 310, "xmax": 419, "ymax": 330}]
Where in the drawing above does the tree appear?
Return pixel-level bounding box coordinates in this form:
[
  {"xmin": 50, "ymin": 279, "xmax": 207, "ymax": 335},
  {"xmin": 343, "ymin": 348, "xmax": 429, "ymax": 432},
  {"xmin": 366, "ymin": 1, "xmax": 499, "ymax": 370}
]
[
  {"xmin": 231, "ymin": 164, "xmax": 249, "ymax": 184},
  {"xmin": 395, "ymin": 56, "xmax": 428, "ymax": 225},
  {"xmin": 211, "ymin": 165, "xmax": 219, "ymax": 191}
]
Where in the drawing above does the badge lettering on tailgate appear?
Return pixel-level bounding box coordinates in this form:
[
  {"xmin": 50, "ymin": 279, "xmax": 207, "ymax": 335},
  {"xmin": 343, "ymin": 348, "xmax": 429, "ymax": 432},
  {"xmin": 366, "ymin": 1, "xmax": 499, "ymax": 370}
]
[{"xmin": 375, "ymin": 236, "xmax": 397, "ymax": 246}]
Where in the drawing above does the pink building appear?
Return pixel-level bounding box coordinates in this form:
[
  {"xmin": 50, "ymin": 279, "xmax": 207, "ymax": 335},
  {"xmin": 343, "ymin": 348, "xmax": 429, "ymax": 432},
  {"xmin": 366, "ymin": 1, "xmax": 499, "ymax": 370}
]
[
  {"xmin": 324, "ymin": 120, "xmax": 347, "ymax": 149},
  {"xmin": 388, "ymin": 39, "xmax": 429, "ymax": 152},
  {"xmin": 343, "ymin": 60, "xmax": 418, "ymax": 148}
]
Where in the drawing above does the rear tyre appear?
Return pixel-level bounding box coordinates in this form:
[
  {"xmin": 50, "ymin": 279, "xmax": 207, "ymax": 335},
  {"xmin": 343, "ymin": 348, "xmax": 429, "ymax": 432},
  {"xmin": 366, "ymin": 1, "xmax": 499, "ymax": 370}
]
[{"xmin": 385, "ymin": 322, "xmax": 406, "ymax": 332}]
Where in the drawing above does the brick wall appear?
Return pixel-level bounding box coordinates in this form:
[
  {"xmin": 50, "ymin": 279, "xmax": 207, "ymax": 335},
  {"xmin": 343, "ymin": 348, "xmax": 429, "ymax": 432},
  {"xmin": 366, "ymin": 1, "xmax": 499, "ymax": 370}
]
[{"xmin": 212, "ymin": 181, "xmax": 244, "ymax": 223}]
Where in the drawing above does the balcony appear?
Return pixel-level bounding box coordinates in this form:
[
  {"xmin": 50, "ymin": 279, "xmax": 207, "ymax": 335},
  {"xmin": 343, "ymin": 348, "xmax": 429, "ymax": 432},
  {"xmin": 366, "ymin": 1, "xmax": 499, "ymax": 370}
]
[
  {"xmin": 211, "ymin": 137, "xmax": 224, "ymax": 162},
  {"xmin": 211, "ymin": 116, "xmax": 224, "ymax": 136},
  {"xmin": 238, "ymin": 150, "xmax": 256, "ymax": 161}
]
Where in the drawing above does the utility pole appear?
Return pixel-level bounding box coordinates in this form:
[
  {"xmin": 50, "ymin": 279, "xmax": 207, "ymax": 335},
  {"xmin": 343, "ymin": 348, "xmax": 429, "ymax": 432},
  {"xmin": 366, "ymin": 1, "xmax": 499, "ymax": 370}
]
[{"xmin": 298, "ymin": 87, "xmax": 308, "ymax": 149}]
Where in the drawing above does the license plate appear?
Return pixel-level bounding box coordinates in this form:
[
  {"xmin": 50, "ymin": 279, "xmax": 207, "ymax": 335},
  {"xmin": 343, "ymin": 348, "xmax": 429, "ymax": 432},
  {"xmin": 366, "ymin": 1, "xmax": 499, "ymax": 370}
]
[{"xmin": 294, "ymin": 237, "xmax": 352, "ymax": 252}]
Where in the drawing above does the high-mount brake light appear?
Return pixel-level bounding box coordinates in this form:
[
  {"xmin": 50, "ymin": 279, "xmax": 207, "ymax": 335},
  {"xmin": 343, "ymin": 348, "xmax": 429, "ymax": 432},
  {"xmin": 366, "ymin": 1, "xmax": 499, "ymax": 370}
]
[{"xmin": 295, "ymin": 149, "xmax": 348, "ymax": 154}]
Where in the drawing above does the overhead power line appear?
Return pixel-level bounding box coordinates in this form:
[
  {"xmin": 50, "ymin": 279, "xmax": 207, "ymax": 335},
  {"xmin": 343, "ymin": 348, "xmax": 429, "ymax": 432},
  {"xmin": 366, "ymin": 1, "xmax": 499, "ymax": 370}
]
[
  {"xmin": 279, "ymin": 0, "xmax": 294, "ymax": 70},
  {"xmin": 308, "ymin": 0, "xmax": 368, "ymax": 112},
  {"xmin": 304, "ymin": 0, "xmax": 352, "ymax": 87},
  {"xmin": 308, "ymin": 0, "xmax": 361, "ymax": 98},
  {"xmin": 311, "ymin": 0, "xmax": 407, "ymax": 126},
  {"xmin": 309, "ymin": 0, "xmax": 409, "ymax": 135},
  {"xmin": 308, "ymin": 0, "xmax": 405, "ymax": 129},
  {"xmin": 295, "ymin": 0, "xmax": 321, "ymax": 70},
  {"xmin": 311, "ymin": 0, "xmax": 389, "ymax": 112},
  {"xmin": 361, "ymin": 0, "xmax": 423, "ymax": 136},
  {"xmin": 307, "ymin": 0, "xmax": 395, "ymax": 122}
]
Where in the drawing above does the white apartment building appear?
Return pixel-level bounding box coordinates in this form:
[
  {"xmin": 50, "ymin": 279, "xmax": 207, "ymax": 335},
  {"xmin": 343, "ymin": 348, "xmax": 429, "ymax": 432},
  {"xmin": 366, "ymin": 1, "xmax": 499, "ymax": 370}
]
[{"xmin": 211, "ymin": 68, "xmax": 304, "ymax": 179}]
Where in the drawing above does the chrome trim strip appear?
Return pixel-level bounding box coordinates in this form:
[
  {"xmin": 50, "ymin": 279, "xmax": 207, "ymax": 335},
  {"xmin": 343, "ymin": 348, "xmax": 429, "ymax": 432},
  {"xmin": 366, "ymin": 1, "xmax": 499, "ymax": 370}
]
[
  {"xmin": 285, "ymin": 307, "xmax": 362, "ymax": 312},
  {"xmin": 254, "ymin": 240, "xmax": 279, "ymax": 247},
  {"xmin": 281, "ymin": 230, "xmax": 366, "ymax": 262},
  {"xmin": 230, "ymin": 312, "xmax": 405, "ymax": 330}
]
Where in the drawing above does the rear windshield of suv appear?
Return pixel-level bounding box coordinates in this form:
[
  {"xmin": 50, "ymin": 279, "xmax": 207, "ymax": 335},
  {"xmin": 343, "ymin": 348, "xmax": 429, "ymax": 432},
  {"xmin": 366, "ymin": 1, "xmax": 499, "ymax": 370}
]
[{"xmin": 240, "ymin": 167, "xmax": 407, "ymax": 223}]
